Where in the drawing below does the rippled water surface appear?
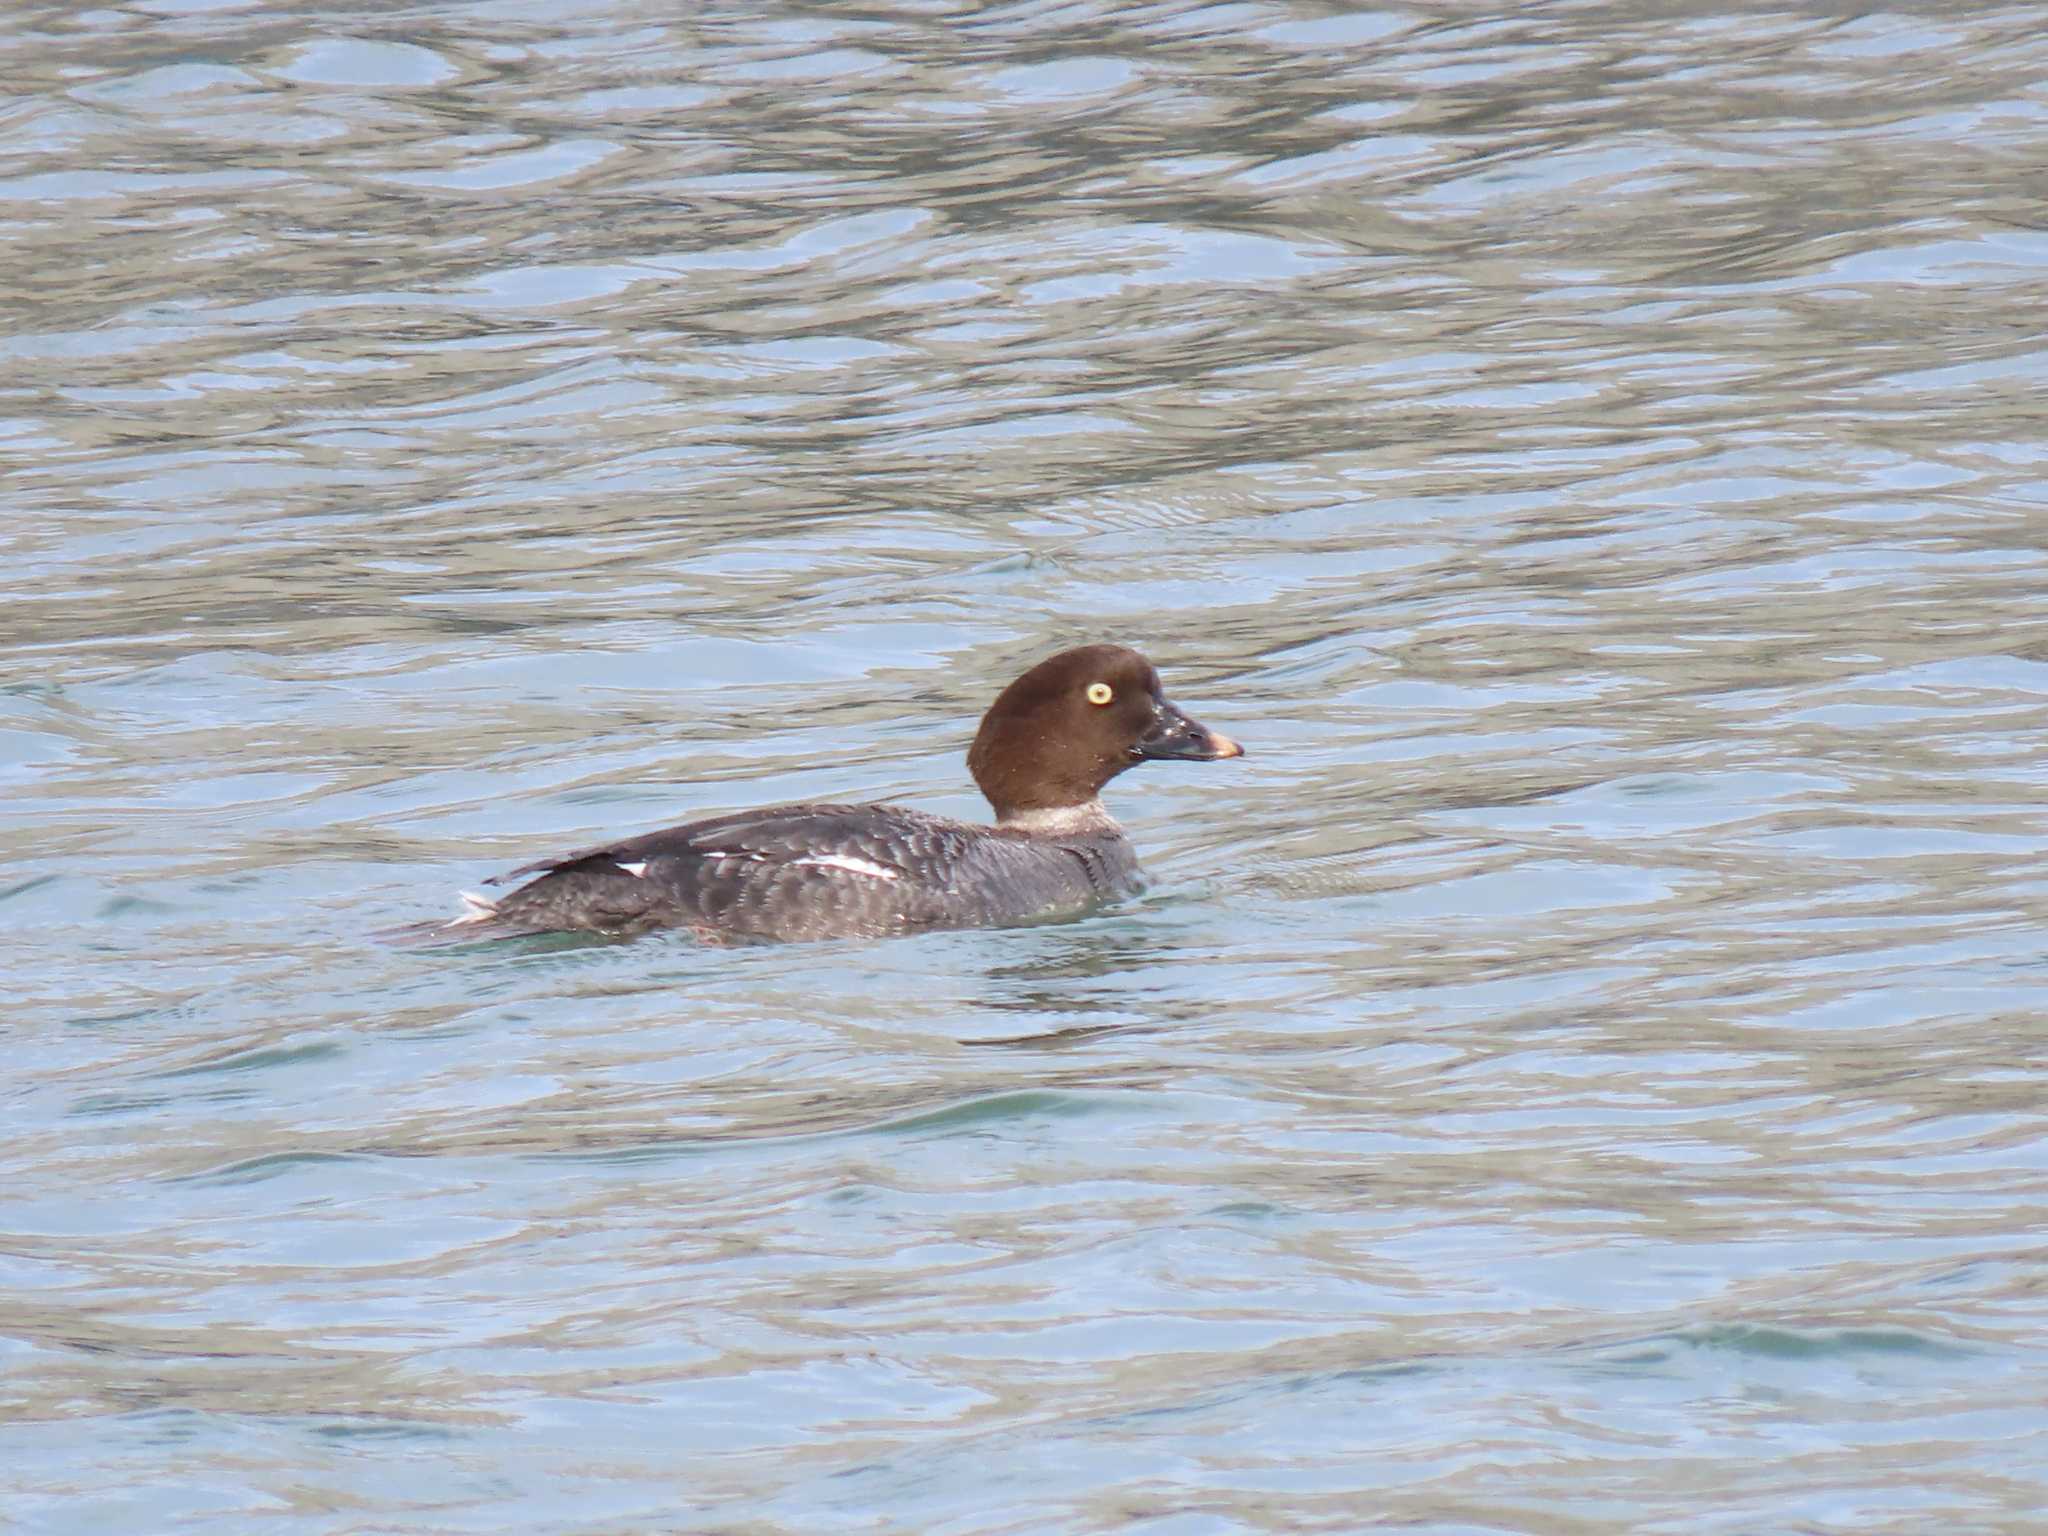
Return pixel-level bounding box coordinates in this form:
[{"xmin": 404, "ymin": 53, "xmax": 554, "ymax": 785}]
[{"xmin": 7, "ymin": 1, "xmax": 2048, "ymax": 1530}]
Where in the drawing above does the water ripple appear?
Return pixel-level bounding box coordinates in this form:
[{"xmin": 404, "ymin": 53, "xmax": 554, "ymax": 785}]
[{"xmin": 5, "ymin": 1, "xmax": 2048, "ymax": 1531}]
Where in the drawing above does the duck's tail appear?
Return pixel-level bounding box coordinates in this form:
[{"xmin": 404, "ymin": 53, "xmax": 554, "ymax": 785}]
[{"xmin": 377, "ymin": 890, "xmax": 526, "ymax": 946}]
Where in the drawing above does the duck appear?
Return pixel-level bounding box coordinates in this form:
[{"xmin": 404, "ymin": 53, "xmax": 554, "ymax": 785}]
[{"xmin": 424, "ymin": 643, "xmax": 1243, "ymax": 943}]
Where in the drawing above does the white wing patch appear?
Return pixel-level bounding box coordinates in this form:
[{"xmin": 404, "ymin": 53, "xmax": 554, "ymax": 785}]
[
  {"xmin": 616, "ymin": 861, "xmax": 649, "ymax": 878},
  {"xmin": 791, "ymin": 853, "xmax": 900, "ymax": 881}
]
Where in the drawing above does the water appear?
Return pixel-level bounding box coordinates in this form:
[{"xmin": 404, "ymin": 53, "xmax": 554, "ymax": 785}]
[{"xmin": 6, "ymin": 1, "xmax": 2048, "ymax": 1530}]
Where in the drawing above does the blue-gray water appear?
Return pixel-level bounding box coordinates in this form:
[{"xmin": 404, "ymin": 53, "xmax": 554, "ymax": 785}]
[{"xmin": 6, "ymin": 2, "xmax": 2048, "ymax": 1531}]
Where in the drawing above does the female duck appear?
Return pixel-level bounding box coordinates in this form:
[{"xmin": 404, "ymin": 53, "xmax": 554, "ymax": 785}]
[{"xmin": 434, "ymin": 643, "xmax": 1243, "ymax": 943}]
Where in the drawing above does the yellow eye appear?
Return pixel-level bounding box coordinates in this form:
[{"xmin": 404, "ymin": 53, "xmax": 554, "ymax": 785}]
[{"xmin": 1086, "ymin": 682, "xmax": 1113, "ymax": 706}]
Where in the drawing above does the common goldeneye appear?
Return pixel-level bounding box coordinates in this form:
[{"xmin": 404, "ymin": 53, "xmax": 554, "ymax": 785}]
[{"xmin": 426, "ymin": 643, "xmax": 1243, "ymax": 943}]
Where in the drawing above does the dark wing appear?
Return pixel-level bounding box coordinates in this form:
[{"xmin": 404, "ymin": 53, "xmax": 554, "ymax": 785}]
[
  {"xmin": 487, "ymin": 803, "xmax": 952, "ymax": 886},
  {"xmin": 481, "ymin": 803, "xmax": 991, "ymax": 940}
]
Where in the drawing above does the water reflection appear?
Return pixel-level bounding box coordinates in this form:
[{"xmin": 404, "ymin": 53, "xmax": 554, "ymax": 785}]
[{"xmin": 968, "ymin": 914, "xmax": 1187, "ymax": 1028}]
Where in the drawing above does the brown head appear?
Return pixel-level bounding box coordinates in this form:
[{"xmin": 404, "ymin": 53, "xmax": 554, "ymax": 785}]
[{"xmin": 966, "ymin": 643, "xmax": 1243, "ymax": 820}]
